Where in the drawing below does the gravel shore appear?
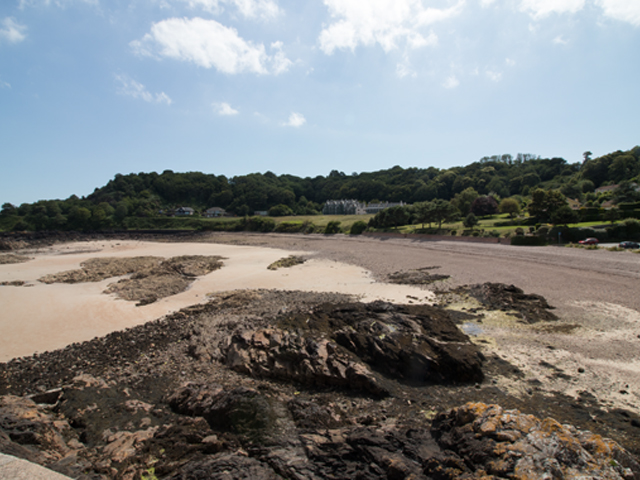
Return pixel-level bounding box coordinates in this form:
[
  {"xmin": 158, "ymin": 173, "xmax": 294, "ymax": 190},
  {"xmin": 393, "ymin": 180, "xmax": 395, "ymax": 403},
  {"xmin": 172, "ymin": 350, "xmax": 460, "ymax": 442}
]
[{"xmin": 193, "ymin": 232, "xmax": 640, "ymax": 414}]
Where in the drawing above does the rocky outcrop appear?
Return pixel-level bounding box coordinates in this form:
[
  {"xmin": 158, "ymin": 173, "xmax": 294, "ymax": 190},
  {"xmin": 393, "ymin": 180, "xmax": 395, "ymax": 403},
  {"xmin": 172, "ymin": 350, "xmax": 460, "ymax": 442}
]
[
  {"xmin": 0, "ymin": 395, "xmax": 78, "ymax": 462},
  {"xmin": 225, "ymin": 328, "xmax": 390, "ymax": 396},
  {"xmin": 465, "ymin": 283, "xmax": 558, "ymax": 323},
  {"xmin": 224, "ymin": 301, "xmax": 484, "ymax": 395},
  {"xmin": 431, "ymin": 402, "xmax": 640, "ymax": 479}
]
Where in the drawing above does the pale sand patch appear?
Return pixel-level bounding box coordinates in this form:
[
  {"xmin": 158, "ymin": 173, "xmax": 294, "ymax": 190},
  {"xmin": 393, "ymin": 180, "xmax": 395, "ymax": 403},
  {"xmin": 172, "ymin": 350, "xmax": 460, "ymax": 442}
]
[
  {"xmin": 473, "ymin": 300, "xmax": 640, "ymax": 412},
  {"xmin": 0, "ymin": 240, "xmax": 434, "ymax": 361}
]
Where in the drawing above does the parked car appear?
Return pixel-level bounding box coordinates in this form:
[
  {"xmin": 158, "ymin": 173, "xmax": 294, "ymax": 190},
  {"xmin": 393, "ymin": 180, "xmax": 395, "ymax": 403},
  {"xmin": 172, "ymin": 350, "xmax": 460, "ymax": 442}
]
[
  {"xmin": 578, "ymin": 237, "xmax": 599, "ymax": 245},
  {"xmin": 619, "ymin": 241, "xmax": 639, "ymax": 249}
]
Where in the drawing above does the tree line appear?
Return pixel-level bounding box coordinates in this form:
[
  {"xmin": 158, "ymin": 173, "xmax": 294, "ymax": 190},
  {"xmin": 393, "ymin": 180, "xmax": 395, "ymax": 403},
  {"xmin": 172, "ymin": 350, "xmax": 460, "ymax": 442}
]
[{"xmin": 2, "ymin": 146, "xmax": 639, "ymax": 232}]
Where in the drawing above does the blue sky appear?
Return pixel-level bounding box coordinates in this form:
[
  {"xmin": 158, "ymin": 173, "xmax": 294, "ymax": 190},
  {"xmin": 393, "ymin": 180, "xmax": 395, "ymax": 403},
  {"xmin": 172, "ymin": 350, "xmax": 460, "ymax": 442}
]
[{"xmin": 1, "ymin": 0, "xmax": 639, "ymax": 205}]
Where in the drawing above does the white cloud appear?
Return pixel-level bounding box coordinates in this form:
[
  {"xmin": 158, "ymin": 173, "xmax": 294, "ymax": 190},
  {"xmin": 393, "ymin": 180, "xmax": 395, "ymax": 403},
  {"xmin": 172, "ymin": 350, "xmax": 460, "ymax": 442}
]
[
  {"xmin": 131, "ymin": 17, "xmax": 291, "ymax": 75},
  {"xmin": 318, "ymin": 0, "xmax": 460, "ymax": 54},
  {"xmin": 396, "ymin": 53, "xmax": 417, "ymax": 78},
  {"xmin": 0, "ymin": 18, "xmax": 27, "ymax": 44},
  {"xmin": 505, "ymin": 57, "xmax": 515, "ymax": 66},
  {"xmin": 486, "ymin": 69, "xmax": 502, "ymax": 81},
  {"xmin": 115, "ymin": 74, "xmax": 172, "ymax": 105},
  {"xmin": 443, "ymin": 74, "xmax": 459, "ymax": 88},
  {"xmin": 214, "ymin": 102, "xmax": 239, "ymax": 115},
  {"xmin": 0, "ymin": 79, "xmax": 10, "ymax": 88},
  {"xmin": 283, "ymin": 112, "xmax": 306, "ymax": 127},
  {"xmin": 179, "ymin": 0, "xmax": 280, "ymax": 20},
  {"xmin": 596, "ymin": 0, "xmax": 640, "ymax": 26},
  {"xmin": 520, "ymin": 0, "xmax": 585, "ymax": 19},
  {"xmin": 270, "ymin": 41, "xmax": 292, "ymax": 74},
  {"xmin": 480, "ymin": 0, "xmax": 496, "ymax": 6},
  {"xmin": 553, "ymin": 35, "xmax": 568, "ymax": 44}
]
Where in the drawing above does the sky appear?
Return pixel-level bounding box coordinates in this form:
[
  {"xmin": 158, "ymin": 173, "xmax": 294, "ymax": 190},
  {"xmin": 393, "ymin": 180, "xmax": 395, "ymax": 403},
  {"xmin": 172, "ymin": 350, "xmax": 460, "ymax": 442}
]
[{"xmin": 1, "ymin": 0, "xmax": 639, "ymax": 205}]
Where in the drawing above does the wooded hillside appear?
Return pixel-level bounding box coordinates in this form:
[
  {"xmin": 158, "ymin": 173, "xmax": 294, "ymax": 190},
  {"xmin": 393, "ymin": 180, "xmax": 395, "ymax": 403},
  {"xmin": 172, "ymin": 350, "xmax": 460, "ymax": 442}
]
[{"xmin": 2, "ymin": 146, "xmax": 639, "ymax": 232}]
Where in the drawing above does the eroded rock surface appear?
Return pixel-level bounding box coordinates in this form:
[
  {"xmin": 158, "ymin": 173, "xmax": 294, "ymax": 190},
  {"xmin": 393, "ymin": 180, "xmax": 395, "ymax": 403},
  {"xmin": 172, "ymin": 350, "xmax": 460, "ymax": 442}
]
[
  {"xmin": 225, "ymin": 328, "xmax": 390, "ymax": 396},
  {"xmin": 431, "ymin": 402, "xmax": 640, "ymax": 479}
]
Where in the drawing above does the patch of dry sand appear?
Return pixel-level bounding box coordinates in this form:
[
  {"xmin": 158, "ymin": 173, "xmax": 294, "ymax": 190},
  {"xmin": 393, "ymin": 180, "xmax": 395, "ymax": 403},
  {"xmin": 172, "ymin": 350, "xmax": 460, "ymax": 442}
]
[{"xmin": 0, "ymin": 240, "xmax": 434, "ymax": 361}]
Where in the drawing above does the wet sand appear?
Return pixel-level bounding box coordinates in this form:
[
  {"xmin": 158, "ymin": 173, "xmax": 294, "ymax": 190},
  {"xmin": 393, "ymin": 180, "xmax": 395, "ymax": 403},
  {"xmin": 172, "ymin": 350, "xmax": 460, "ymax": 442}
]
[{"xmin": 0, "ymin": 239, "xmax": 433, "ymax": 361}]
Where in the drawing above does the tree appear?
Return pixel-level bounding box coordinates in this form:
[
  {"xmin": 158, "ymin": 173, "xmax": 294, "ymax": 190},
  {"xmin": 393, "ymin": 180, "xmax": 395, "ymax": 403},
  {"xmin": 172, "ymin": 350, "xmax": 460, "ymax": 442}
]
[
  {"xmin": 451, "ymin": 187, "xmax": 478, "ymax": 216},
  {"xmin": 1, "ymin": 203, "xmax": 16, "ymax": 217},
  {"xmin": 385, "ymin": 206, "xmax": 410, "ymax": 230},
  {"xmin": 430, "ymin": 199, "xmax": 459, "ymax": 230},
  {"xmin": 68, "ymin": 206, "xmax": 91, "ymax": 230},
  {"xmin": 414, "ymin": 201, "xmax": 435, "ymax": 229},
  {"xmin": 613, "ymin": 181, "xmax": 640, "ymax": 204},
  {"xmin": 470, "ymin": 196, "xmax": 498, "ymax": 217},
  {"xmin": 528, "ymin": 189, "xmax": 567, "ymax": 222},
  {"xmin": 583, "ymin": 151, "xmax": 592, "ymax": 163},
  {"xmin": 604, "ymin": 208, "xmax": 620, "ymax": 224},
  {"xmin": 463, "ymin": 213, "xmax": 479, "ymax": 230},
  {"xmin": 268, "ymin": 204, "xmax": 294, "ymax": 217},
  {"xmin": 498, "ymin": 198, "xmax": 521, "ymax": 218},
  {"xmin": 550, "ymin": 205, "xmax": 578, "ymax": 226}
]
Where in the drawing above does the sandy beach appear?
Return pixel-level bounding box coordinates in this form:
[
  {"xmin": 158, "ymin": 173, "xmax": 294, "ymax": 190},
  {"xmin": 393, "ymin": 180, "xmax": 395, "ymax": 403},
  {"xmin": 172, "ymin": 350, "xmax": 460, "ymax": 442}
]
[
  {"xmin": 1, "ymin": 232, "xmax": 640, "ymax": 415},
  {"xmin": 2, "ymin": 232, "xmax": 640, "ymax": 479},
  {"xmin": 0, "ymin": 239, "xmax": 433, "ymax": 361}
]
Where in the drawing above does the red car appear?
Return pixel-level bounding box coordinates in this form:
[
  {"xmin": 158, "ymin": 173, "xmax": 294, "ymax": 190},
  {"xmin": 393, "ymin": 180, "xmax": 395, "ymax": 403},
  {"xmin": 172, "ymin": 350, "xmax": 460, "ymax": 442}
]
[{"xmin": 578, "ymin": 237, "xmax": 599, "ymax": 245}]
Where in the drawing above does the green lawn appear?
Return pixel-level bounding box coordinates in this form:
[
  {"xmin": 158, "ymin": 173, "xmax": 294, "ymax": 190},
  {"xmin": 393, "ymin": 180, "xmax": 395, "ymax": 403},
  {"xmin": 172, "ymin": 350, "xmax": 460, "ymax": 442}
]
[{"xmin": 273, "ymin": 214, "xmax": 374, "ymax": 230}]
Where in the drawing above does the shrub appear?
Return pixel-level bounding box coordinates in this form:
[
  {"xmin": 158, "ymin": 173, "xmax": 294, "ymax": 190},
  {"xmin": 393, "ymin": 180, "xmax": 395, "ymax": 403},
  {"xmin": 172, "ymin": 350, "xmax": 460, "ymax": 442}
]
[
  {"xmin": 450, "ymin": 230, "xmax": 457, "ymax": 236},
  {"xmin": 511, "ymin": 236, "xmax": 547, "ymax": 246},
  {"xmin": 301, "ymin": 220, "xmax": 317, "ymax": 234},
  {"xmin": 536, "ymin": 226, "xmax": 549, "ymax": 237},
  {"xmin": 268, "ymin": 204, "xmax": 294, "ymax": 217},
  {"xmin": 239, "ymin": 216, "xmax": 276, "ymax": 232},
  {"xmin": 274, "ymin": 221, "xmax": 305, "ymax": 233},
  {"xmin": 349, "ymin": 220, "xmax": 368, "ymax": 235},
  {"xmin": 515, "ymin": 227, "xmax": 525, "ymax": 236},
  {"xmin": 325, "ymin": 221, "xmax": 342, "ymax": 234}
]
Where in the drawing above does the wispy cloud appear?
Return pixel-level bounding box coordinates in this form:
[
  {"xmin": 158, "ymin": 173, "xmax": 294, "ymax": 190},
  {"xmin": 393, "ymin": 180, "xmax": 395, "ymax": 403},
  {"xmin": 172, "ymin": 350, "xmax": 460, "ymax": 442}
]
[
  {"xmin": 318, "ymin": 0, "xmax": 460, "ymax": 54},
  {"xmin": 131, "ymin": 17, "xmax": 291, "ymax": 75},
  {"xmin": 396, "ymin": 53, "xmax": 417, "ymax": 78},
  {"xmin": 179, "ymin": 0, "xmax": 280, "ymax": 20},
  {"xmin": 520, "ymin": 0, "xmax": 585, "ymax": 19},
  {"xmin": 282, "ymin": 112, "xmax": 306, "ymax": 127},
  {"xmin": 214, "ymin": 102, "xmax": 239, "ymax": 115},
  {"xmin": 0, "ymin": 78, "xmax": 11, "ymax": 88},
  {"xmin": 443, "ymin": 75, "xmax": 459, "ymax": 89},
  {"xmin": 0, "ymin": 18, "xmax": 27, "ymax": 44},
  {"xmin": 115, "ymin": 74, "xmax": 172, "ymax": 105},
  {"xmin": 553, "ymin": 35, "xmax": 568, "ymax": 45},
  {"xmin": 485, "ymin": 69, "xmax": 502, "ymax": 81}
]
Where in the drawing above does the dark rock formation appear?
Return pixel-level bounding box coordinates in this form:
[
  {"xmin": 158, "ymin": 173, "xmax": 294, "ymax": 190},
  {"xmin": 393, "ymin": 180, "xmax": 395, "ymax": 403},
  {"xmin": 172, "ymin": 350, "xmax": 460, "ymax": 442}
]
[
  {"xmin": 225, "ymin": 328, "xmax": 390, "ymax": 396},
  {"xmin": 431, "ymin": 402, "xmax": 640, "ymax": 479},
  {"xmin": 168, "ymin": 384, "xmax": 279, "ymax": 439},
  {"xmin": 465, "ymin": 283, "xmax": 558, "ymax": 323}
]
